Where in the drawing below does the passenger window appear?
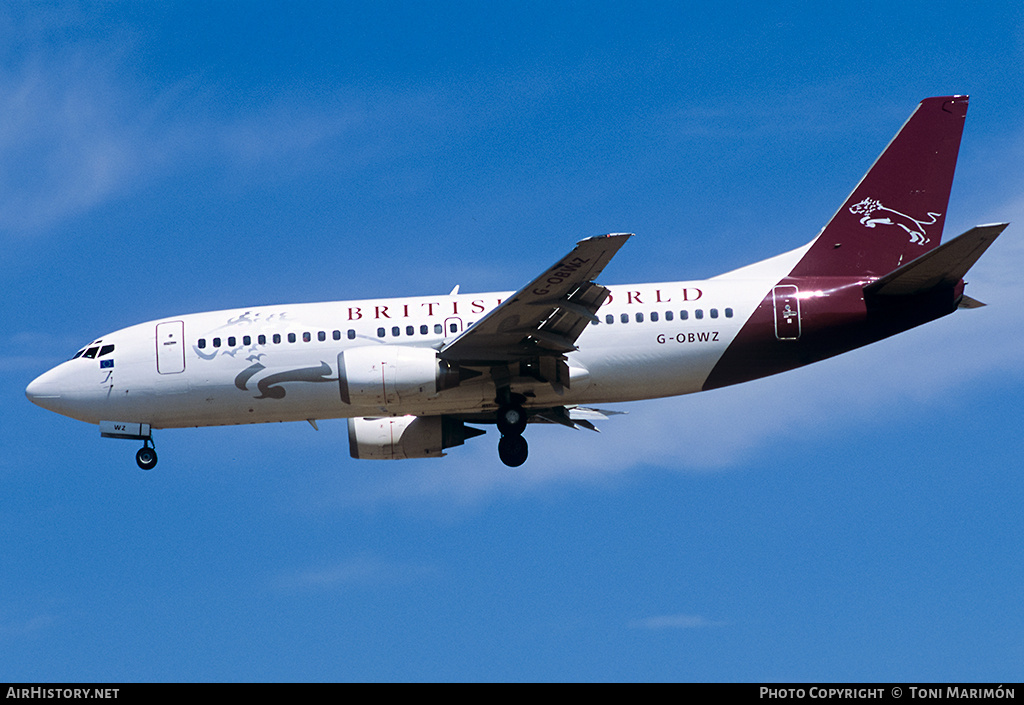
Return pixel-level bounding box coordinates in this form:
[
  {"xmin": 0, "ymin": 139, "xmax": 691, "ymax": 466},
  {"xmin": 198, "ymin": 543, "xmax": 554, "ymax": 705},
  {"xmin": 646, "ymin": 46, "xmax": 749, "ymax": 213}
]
[
  {"xmin": 258, "ymin": 334, "xmax": 266, "ymax": 345},
  {"xmin": 725, "ymin": 308, "xmax": 734, "ymax": 318},
  {"xmin": 318, "ymin": 331, "xmax": 326, "ymax": 342},
  {"xmin": 434, "ymin": 324, "xmax": 443, "ymax": 334},
  {"xmin": 273, "ymin": 334, "xmax": 281, "ymax": 344},
  {"xmin": 288, "ymin": 333, "xmax": 296, "ymax": 343},
  {"xmin": 377, "ymin": 328, "xmax": 385, "ymax": 338},
  {"xmin": 392, "ymin": 326, "xmax": 401, "ymax": 337},
  {"xmin": 635, "ymin": 313, "xmax": 644, "ymax": 323},
  {"xmin": 606, "ymin": 314, "xmax": 614, "ymax": 324},
  {"xmin": 651, "ymin": 312, "xmax": 659, "ymax": 322},
  {"xmin": 346, "ymin": 330, "xmax": 355, "ymax": 340},
  {"xmin": 680, "ymin": 310, "xmax": 689, "ymax": 320},
  {"xmin": 710, "ymin": 309, "xmax": 718, "ymax": 319},
  {"xmin": 420, "ymin": 325, "xmax": 428, "ymax": 335},
  {"xmin": 212, "ymin": 338, "xmax": 221, "ymax": 349},
  {"xmin": 695, "ymin": 309, "xmax": 704, "ymax": 320},
  {"xmin": 303, "ymin": 332, "xmax": 311, "ymax": 342},
  {"xmin": 333, "ymin": 330, "xmax": 341, "ymax": 340},
  {"xmin": 243, "ymin": 335, "xmax": 251, "ymax": 346},
  {"xmin": 228, "ymin": 337, "xmax": 236, "ymax": 347},
  {"xmin": 665, "ymin": 311, "xmax": 674, "ymax": 321},
  {"xmin": 590, "ymin": 319, "xmax": 598, "ymax": 325},
  {"xmin": 449, "ymin": 323, "xmax": 458, "ymax": 333},
  {"xmin": 197, "ymin": 339, "xmax": 206, "ymax": 350},
  {"xmin": 406, "ymin": 326, "xmax": 415, "ymax": 336},
  {"xmin": 620, "ymin": 313, "xmax": 629, "ymax": 323}
]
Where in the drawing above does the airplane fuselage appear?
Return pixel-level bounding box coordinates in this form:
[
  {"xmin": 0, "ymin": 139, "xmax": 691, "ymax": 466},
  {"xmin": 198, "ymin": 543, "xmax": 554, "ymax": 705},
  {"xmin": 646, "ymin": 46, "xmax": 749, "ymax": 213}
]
[{"xmin": 28, "ymin": 266, "xmax": 786, "ymax": 429}]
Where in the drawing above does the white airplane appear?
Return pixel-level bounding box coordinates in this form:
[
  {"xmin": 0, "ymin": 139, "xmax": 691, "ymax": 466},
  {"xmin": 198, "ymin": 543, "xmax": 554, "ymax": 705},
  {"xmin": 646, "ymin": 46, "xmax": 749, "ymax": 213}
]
[{"xmin": 26, "ymin": 95, "xmax": 1006, "ymax": 469}]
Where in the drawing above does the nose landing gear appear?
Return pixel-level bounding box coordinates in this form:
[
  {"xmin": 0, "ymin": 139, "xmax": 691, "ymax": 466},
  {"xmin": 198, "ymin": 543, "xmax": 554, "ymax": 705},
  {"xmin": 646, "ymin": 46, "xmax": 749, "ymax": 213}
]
[
  {"xmin": 135, "ymin": 441, "xmax": 158, "ymax": 471},
  {"xmin": 99, "ymin": 421, "xmax": 158, "ymax": 471}
]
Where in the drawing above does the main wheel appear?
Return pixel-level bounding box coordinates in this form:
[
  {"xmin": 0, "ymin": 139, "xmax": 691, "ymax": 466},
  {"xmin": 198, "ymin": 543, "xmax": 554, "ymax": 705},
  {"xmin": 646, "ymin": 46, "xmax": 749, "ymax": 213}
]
[
  {"xmin": 136, "ymin": 446, "xmax": 158, "ymax": 471},
  {"xmin": 496, "ymin": 405, "xmax": 528, "ymax": 436},
  {"xmin": 498, "ymin": 434, "xmax": 528, "ymax": 467}
]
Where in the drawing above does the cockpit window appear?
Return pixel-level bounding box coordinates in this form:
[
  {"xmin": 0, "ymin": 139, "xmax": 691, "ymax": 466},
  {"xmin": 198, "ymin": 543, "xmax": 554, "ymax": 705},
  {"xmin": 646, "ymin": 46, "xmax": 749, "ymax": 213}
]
[
  {"xmin": 71, "ymin": 339, "xmax": 105, "ymax": 361},
  {"xmin": 98, "ymin": 345, "xmax": 115, "ymax": 357}
]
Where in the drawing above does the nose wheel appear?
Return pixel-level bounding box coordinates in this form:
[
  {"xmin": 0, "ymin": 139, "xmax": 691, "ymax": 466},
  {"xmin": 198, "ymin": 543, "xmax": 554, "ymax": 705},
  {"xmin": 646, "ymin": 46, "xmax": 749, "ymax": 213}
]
[
  {"xmin": 135, "ymin": 442, "xmax": 158, "ymax": 470},
  {"xmin": 99, "ymin": 422, "xmax": 159, "ymax": 470}
]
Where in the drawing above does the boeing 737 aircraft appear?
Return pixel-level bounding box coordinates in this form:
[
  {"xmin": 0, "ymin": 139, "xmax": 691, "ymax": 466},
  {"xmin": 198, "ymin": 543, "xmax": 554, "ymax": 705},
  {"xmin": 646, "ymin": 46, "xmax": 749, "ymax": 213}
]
[{"xmin": 26, "ymin": 96, "xmax": 1006, "ymax": 469}]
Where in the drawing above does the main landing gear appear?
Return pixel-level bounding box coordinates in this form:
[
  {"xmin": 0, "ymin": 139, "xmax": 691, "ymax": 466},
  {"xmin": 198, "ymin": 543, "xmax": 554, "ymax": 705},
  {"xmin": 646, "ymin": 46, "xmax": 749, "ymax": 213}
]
[{"xmin": 496, "ymin": 393, "xmax": 529, "ymax": 467}]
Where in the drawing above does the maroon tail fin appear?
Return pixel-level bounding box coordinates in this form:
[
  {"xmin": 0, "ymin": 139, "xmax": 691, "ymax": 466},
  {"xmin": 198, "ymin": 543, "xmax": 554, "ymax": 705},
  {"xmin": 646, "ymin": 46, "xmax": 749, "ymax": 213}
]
[{"xmin": 789, "ymin": 96, "xmax": 968, "ymax": 278}]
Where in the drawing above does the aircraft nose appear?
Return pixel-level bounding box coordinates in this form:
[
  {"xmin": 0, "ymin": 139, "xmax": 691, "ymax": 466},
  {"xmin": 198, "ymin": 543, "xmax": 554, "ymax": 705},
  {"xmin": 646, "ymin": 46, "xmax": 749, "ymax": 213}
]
[
  {"xmin": 26, "ymin": 360, "xmax": 106, "ymax": 423},
  {"xmin": 26, "ymin": 367, "xmax": 65, "ymax": 411}
]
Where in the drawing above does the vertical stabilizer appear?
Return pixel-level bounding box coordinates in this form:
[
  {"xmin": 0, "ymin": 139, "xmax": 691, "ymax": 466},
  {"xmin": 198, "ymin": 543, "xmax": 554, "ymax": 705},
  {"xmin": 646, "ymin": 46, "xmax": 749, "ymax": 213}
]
[{"xmin": 789, "ymin": 96, "xmax": 968, "ymax": 278}]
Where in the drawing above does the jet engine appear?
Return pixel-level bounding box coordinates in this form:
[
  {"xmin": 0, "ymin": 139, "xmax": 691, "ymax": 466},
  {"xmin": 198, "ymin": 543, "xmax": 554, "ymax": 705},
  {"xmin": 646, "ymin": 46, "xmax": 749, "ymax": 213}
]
[
  {"xmin": 347, "ymin": 415, "xmax": 485, "ymax": 459},
  {"xmin": 338, "ymin": 346, "xmax": 466, "ymax": 409}
]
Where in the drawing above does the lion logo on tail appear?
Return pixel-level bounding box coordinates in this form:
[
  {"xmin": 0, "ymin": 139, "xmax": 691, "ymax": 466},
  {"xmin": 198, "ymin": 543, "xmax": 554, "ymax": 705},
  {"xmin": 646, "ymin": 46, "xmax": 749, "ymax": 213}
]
[{"xmin": 849, "ymin": 197, "xmax": 940, "ymax": 246}]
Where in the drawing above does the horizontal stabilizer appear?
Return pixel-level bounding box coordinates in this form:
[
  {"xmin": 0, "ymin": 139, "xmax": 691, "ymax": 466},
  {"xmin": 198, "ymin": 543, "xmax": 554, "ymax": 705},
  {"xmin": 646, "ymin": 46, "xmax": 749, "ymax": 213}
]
[{"xmin": 864, "ymin": 223, "xmax": 1008, "ymax": 298}]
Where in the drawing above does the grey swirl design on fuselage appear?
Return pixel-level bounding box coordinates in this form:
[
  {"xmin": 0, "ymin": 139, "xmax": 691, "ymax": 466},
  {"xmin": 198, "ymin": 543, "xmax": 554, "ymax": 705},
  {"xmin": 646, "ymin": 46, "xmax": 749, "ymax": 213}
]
[
  {"xmin": 249, "ymin": 361, "xmax": 337, "ymax": 400},
  {"xmin": 234, "ymin": 363, "xmax": 266, "ymax": 391}
]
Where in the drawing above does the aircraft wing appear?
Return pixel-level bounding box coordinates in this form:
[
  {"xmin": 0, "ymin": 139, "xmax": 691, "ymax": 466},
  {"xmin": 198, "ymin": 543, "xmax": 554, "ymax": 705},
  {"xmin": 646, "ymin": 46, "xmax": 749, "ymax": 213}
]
[{"xmin": 440, "ymin": 233, "xmax": 632, "ymax": 364}]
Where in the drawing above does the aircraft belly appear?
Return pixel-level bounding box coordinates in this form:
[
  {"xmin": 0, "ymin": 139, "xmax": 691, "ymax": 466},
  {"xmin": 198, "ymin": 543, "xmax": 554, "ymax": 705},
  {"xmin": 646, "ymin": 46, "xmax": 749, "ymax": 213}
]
[{"xmin": 563, "ymin": 340, "xmax": 729, "ymax": 405}]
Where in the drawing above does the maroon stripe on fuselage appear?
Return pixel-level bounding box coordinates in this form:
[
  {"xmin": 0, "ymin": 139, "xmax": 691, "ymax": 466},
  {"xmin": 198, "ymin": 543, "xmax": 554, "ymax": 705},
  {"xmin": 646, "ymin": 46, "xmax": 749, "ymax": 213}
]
[{"xmin": 701, "ymin": 276, "xmax": 958, "ymax": 391}]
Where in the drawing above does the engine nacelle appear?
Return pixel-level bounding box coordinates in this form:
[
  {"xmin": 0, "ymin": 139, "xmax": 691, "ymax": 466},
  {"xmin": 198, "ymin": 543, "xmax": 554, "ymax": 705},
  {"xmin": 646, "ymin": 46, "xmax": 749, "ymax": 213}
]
[
  {"xmin": 338, "ymin": 346, "xmax": 461, "ymax": 410},
  {"xmin": 347, "ymin": 415, "xmax": 485, "ymax": 460}
]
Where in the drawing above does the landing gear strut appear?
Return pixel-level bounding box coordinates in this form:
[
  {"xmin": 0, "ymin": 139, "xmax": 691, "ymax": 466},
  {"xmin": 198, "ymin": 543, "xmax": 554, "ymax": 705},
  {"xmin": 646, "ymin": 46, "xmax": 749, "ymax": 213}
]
[
  {"xmin": 495, "ymin": 391, "xmax": 529, "ymax": 467},
  {"xmin": 135, "ymin": 440, "xmax": 157, "ymax": 470},
  {"xmin": 100, "ymin": 421, "xmax": 158, "ymax": 471}
]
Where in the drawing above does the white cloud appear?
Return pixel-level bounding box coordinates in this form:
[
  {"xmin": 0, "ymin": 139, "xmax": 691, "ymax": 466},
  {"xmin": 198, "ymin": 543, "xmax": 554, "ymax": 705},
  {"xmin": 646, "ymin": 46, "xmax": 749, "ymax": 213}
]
[
  {"xmin": 0, "ymin": 51, "xmax": 142, "ymax": 233},
  {"xmin": 0, "ymin": 26, "xmax": 454, "ymax": 239},
  {"xmin": 271, "ymin": 556, "xmax": 437, "ymax": 592},
  {"xmin": 0, "ymin": 612, "xmax": 57, "ymax": 638}
]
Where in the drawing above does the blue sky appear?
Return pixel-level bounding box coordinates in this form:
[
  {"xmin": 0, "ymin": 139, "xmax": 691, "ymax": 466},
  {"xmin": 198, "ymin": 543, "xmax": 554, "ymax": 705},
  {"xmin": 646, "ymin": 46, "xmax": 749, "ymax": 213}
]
[{"xmin": 3, "ymin": 1, "xmax": 1024, "ymax": 682}]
